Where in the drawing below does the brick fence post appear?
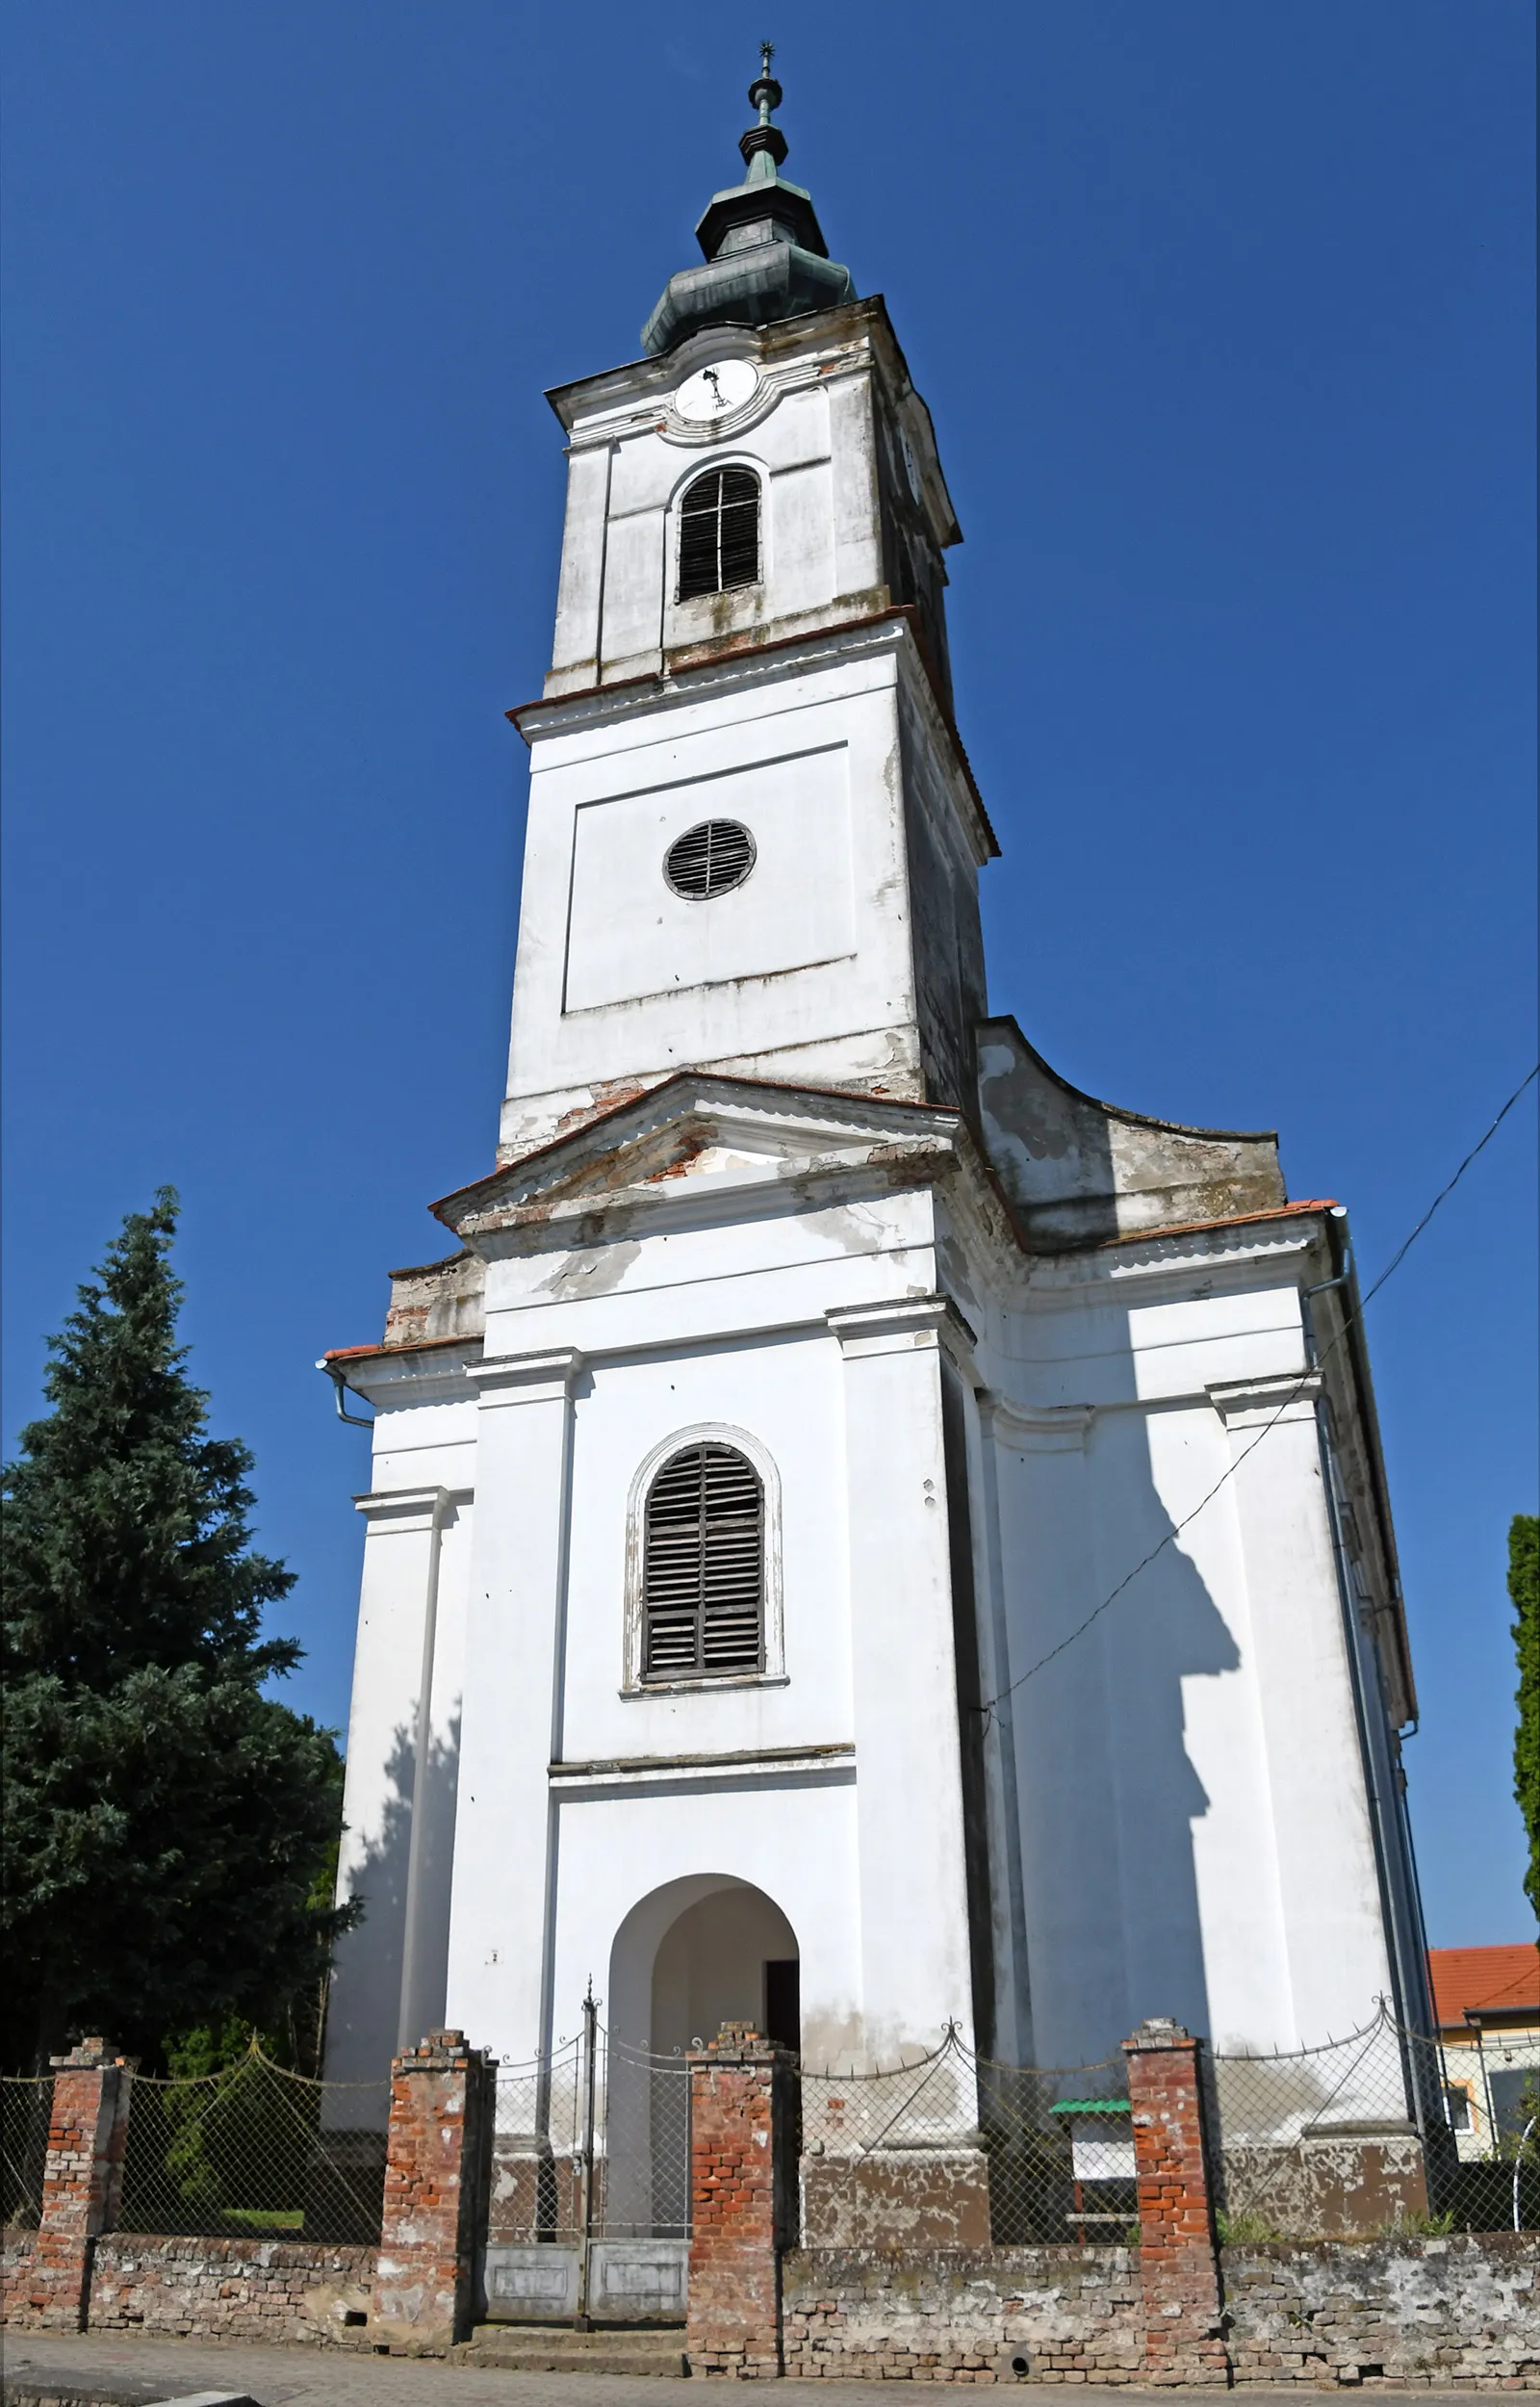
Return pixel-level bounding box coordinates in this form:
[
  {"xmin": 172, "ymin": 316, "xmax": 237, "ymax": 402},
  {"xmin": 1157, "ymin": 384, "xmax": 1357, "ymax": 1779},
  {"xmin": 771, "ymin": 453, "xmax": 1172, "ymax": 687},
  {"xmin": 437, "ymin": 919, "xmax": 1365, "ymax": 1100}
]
[
  {"xmin": 1122, "ymin": 2017, "xmax": 1229, "ymax": 2387},
  {"xmin": 687, "ymin": 2021, "xmax": 796, "ymax": 2379},
  {"xmin": 14, "ymin": 2038, "xmax": 133, "ymax": 2331},
  {"xmin": 372, "ymin": 2028, "xmax": 492, "ymax": 2356}
]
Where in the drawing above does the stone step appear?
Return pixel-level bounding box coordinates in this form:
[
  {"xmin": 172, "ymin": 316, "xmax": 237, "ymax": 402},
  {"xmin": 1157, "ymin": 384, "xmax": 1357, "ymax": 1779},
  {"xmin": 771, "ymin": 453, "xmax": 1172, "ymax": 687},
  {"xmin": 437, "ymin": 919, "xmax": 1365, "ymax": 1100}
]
[{"xmin": 453, "ymin": 2323, "xmax": 689, "ymax": 2376}]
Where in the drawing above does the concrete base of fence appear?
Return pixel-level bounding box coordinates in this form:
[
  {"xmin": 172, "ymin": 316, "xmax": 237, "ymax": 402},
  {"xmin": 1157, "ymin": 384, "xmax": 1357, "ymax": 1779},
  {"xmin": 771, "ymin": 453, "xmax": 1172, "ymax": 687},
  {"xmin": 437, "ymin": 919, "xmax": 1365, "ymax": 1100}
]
[
  {"xmin": 1220, "ymin": 2127, "xmax": 1429, "ymax": 2239},
  {"xmin": 801, "ymin": 2147, "xmax": 993, "ymax": 2249}
]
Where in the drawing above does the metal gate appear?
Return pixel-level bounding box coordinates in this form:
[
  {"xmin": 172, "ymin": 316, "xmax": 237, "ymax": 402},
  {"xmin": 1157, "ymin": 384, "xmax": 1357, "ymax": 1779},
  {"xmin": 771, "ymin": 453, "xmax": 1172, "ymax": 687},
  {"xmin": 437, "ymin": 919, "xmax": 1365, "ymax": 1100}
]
[{"xmin": 482, "ymin": 1997, "xmax": 691, "ymax": 2325}]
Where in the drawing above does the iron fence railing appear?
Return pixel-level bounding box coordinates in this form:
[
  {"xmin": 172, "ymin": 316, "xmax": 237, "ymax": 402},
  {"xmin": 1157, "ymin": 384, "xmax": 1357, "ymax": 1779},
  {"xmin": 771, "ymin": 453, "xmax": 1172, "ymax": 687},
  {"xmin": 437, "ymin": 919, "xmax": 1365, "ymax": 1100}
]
[
  {"xmin": 1, "ymin": 2075, "xmax": 52, "ymax": 2230},
  {"xmin": 117, "ymin": 2045, "xmax": 388, "ymax": 2242}
]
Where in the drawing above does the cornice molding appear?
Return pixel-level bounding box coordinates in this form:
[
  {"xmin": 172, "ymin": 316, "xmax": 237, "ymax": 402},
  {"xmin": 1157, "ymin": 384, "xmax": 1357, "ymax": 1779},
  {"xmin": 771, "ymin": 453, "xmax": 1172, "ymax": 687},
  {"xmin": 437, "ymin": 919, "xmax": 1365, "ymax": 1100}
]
[
  {"xmin": 984, "ymin": 1397, "xmax": 1093, "ymax": 1453},
  {"xmin": 469, "ymin": 1348, "xmax": 584, "ymax": 1407},
  {"xmin": 1207, "ymin": 1369, "xmax": 1322, "ymax": 1429},
  {"xmin": 353, "ymin": 1485, "xmax": 472, "ymax": 1527},
  {"xmin": 826, "ymin": 1293, "xmax": 976, "ymax": 1364}
]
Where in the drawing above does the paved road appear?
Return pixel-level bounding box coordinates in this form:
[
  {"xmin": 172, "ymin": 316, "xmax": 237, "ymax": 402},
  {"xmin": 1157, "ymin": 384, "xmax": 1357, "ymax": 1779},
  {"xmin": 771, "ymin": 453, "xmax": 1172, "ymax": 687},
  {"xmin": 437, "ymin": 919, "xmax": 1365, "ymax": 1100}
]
[{"xmin": 0, "ymin": 2334, "xmax": 1502, "ymax": 2407}]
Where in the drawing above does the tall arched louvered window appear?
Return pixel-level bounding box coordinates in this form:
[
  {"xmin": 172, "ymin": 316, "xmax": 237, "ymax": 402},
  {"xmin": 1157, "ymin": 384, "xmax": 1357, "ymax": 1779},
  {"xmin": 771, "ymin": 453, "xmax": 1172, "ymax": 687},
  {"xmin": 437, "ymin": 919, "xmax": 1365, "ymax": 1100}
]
[
  {"xmin": 677, "ymin": 466, "xmax": 760, "ymax": 601},
  {"xmin": 642, "ymin": 1441, "xmax": 764, "ymax": 1680}
]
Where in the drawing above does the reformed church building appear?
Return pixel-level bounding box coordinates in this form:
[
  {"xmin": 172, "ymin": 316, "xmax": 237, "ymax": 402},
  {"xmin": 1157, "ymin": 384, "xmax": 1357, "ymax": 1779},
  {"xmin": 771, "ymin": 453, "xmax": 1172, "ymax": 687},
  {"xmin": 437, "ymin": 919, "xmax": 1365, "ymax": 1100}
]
[{"xmin": 321, "ymin": 65, "xmax": 1430, "ymax": 2088}]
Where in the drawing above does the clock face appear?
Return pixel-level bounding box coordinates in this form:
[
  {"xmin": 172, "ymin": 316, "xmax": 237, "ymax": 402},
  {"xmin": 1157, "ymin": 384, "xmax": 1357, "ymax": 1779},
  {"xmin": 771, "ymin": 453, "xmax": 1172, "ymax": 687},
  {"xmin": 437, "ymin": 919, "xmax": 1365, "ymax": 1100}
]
[{"xmin": 674, "ymin": 358, "xmax": 759, "ymax": 424}]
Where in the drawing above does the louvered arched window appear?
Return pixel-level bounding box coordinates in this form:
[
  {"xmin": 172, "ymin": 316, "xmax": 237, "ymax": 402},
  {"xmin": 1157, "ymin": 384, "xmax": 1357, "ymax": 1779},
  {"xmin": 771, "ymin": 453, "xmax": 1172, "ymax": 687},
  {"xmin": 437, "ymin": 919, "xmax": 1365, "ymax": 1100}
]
[
  {"xmin": 642, "ymin": 1441, "xmax": 764, "ymax": 1681},
  {"xmin": 677, "ymin": 466, "xmax": 760, "ymax": 601}
]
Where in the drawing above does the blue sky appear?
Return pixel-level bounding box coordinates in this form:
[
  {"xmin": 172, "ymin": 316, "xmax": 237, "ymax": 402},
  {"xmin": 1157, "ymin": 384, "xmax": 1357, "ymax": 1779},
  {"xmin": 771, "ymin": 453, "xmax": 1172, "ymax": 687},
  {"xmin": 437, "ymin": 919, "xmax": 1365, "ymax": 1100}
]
[{"xmin": 3, "ymin": 1, "xmax": 1534, "ymax": 1948}]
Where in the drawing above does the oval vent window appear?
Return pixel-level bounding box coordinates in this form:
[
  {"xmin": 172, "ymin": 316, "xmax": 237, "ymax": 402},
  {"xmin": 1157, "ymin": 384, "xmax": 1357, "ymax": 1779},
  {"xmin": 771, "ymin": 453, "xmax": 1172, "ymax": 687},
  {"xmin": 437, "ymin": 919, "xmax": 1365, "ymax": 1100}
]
[{"xmin": 663, "ymin": 819, "xmax": 756, "ymax": 900}]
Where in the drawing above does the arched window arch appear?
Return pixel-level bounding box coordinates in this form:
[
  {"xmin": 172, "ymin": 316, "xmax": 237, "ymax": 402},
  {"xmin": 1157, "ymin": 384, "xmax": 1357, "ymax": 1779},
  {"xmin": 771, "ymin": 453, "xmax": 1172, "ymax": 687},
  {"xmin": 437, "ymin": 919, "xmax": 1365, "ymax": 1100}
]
[
  {"xmin": 642, "ymin": 1440, "xmax": 764, "ymax": 1681},
  {"xmin": 677, "ymin": 466, "xmax": 760, "ymax": 601}
]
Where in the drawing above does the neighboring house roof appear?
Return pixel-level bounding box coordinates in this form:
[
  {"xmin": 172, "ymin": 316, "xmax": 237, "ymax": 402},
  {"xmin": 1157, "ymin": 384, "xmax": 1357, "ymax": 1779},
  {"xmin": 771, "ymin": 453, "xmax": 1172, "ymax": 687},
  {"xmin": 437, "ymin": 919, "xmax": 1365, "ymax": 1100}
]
[{"xmin": 1428, "ymin": 1944, "xmax": 1540, "ymax": 2028}]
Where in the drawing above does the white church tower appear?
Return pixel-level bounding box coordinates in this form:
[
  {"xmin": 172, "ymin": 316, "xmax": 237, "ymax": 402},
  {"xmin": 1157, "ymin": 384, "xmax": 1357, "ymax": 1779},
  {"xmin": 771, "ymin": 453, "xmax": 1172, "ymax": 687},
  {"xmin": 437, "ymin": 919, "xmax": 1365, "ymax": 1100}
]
[{"xmin": 321, "ymin": 61, "xmax": 1431, "ymax": 2086}]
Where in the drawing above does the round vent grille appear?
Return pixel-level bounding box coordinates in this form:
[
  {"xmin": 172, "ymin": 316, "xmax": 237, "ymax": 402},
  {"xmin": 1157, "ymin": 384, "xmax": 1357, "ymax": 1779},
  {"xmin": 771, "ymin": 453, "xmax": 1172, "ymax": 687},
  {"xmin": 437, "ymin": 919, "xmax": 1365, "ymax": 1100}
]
[{"xmin": 663, "ymin": 819, "xmax": 756, "ymax": 900}]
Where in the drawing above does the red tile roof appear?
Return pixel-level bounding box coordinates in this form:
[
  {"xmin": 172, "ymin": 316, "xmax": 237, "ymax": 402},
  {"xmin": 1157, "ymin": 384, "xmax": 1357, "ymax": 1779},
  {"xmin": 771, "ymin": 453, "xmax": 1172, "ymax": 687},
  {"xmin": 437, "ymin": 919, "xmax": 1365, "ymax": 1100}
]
[{"xmin": 1428, "ymin": 1943, "xmax": 1540, "ymax": 2027}]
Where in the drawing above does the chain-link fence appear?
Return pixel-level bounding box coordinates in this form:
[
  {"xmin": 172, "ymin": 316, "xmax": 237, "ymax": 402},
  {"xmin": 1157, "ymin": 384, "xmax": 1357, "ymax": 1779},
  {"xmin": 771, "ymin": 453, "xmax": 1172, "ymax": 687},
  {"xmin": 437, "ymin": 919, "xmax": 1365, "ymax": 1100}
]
[
  {"xmin": 1210, "ymin": 2006, "xmax": 1539, "ymax": 2238},
  {"xmin": 1, "ymin": 2076, "xmax": 52, "ymax": 2230},
  {"xmin": 117, "ymin": 2046, "xmax": 389, "ymax": 2241},
  {"xmin": 800, "ymin": 2028, "xmax": 1135, "ymax": 2246},
  {"xmin": 598, "ymin": 2032, "xmax": 692, "ymax": 2239},
  {"xmin": 490, "ymin": 2035, "xmax": 586, "ymax": 2242}
]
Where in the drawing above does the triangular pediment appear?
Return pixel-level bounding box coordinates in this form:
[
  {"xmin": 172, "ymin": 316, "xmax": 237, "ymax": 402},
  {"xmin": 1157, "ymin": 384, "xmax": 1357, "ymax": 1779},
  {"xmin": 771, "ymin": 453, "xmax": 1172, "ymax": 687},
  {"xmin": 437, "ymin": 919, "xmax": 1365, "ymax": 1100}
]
[{"xmin": 432, "ymin": 1074, "xmax": 965, "ymax": 1244}]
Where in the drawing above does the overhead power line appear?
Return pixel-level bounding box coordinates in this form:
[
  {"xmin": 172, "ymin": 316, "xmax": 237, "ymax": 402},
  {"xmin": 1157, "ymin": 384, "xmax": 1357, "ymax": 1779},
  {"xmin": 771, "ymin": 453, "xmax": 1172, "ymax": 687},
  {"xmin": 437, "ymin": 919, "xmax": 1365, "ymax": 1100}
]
[{"xmin": 973, "ymin": 1062, "xmax": 1539, "ymax": 1724}]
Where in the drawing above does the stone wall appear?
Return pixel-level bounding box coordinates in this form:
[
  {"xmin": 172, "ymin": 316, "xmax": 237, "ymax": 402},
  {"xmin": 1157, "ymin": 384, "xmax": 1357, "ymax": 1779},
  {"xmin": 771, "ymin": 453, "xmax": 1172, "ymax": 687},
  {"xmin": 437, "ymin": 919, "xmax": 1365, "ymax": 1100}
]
[
  {"xmin": 782, "ymin": 2246, "xmax": 1145, "ymax": 2383},
  {"xmin": 85, "ymin": 2235, "xmax": 375, "ymax": 2346},
  {"xmin": 2, "ymin": 2226, "xmax": 38, "ymax": 2314},
  {"xmin": 1223, "ymin": 2235, "xmax": 1539, "ymax": 2390}
]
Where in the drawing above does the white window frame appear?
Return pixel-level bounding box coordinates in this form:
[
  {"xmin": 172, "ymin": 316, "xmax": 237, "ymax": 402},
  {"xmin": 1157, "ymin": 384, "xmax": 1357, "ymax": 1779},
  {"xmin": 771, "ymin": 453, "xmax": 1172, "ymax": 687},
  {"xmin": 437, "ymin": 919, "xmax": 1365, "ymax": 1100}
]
[{"xmin": 621, "ymin": 1420, "xmax": 785, "ymax": 1695}]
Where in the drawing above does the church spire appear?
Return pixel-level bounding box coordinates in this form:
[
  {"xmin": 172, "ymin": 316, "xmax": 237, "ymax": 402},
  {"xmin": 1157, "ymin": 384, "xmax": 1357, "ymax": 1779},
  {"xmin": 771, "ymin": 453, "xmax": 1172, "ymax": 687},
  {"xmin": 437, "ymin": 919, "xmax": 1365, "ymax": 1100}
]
[
  {"xmin": 640, "ymin": 47, "xmax": 856, "ymax": 356},
  {"xmin": 739, "ymin": 41, "xmax": 787, "ymax": 180}
]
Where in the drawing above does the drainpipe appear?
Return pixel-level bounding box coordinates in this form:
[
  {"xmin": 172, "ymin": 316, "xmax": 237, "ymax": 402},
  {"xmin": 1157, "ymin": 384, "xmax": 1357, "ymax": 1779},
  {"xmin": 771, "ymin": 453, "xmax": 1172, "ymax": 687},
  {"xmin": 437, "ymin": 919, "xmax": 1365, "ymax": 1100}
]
[
  {"xmin": 318, "ymin": 1359, "xmax": 374, "ymax": 1427},
  {"xmin": 398, "ymin": 1487, "xmax": 451, "ymax": 2055}
]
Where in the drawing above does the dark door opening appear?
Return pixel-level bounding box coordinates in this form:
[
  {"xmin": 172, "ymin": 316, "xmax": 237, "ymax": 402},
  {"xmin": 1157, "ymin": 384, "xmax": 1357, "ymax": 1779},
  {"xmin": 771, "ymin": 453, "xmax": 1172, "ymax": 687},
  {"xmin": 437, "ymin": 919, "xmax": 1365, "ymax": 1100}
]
[{"xmin": 764, "ymin": 1958, "xmax": 800, "ymax": 2053}]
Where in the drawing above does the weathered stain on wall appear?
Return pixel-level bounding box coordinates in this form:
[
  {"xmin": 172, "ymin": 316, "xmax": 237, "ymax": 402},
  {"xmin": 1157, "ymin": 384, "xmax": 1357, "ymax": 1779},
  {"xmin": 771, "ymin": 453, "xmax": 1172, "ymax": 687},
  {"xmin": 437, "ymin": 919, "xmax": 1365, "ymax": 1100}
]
[
  {"xmin": 801, "ymin": 2149, "xmax": 993, "ymax": 2250},
  {"xmin": 1219, "ymin": 2133, "xmax": 1428, "ymax": 2239},
  {"xmin": 977, "ymin": 1014, "xmax": 1286, "ymax": 1250}
]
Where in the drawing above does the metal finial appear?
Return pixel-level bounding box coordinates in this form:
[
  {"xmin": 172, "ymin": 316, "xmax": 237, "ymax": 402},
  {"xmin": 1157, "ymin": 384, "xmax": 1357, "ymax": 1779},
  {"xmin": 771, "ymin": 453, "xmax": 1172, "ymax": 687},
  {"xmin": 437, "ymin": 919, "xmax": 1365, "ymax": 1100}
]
[{"xmin": 748, "ymin": 39, "xmax": 783, "ymax": 127}]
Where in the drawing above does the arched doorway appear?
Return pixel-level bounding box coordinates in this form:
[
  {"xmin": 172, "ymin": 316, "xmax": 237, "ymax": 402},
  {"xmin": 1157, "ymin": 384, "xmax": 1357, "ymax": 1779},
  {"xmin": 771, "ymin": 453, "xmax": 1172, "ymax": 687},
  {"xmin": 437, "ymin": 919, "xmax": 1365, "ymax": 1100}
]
[
  {"xmin": 602, "ymin": 1877, "xmax": 800, "ymax": 2239},
  {"xmin": 652, "ymin": 1882, "xmax": 800, "ymax": 2058},
  {"xmin": 606, "ymin": 1874, "xmax": 801, "ymax": 2058}
]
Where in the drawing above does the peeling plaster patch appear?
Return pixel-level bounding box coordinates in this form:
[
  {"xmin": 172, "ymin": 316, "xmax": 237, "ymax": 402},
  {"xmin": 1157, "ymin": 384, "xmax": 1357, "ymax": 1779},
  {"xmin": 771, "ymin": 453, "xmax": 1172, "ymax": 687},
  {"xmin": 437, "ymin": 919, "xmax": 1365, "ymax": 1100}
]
[{"xmin": 537, "ymin": 1240, "xmax": 643, "ymax": 1301}]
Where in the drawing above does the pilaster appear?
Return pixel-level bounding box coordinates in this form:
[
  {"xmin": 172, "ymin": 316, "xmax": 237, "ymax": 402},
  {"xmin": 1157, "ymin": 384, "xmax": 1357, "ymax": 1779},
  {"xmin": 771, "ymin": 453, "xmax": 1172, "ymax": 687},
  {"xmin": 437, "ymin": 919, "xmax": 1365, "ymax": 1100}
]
[
  {"xmin": 827, "ymin": 1299, "xmax": 976, "ymax": 2057},
  {"xmin": 445, "ymin": 1351, "xmax": 582, "ymax": 2058}
]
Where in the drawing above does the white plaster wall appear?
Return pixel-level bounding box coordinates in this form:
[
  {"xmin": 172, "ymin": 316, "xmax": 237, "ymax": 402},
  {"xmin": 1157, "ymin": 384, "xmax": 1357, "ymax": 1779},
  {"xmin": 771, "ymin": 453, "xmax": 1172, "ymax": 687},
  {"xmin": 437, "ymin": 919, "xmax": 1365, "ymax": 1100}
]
[
  {"xmin": 544, "ymin": 1779, "xmax": 862, "ymax": 2071},
  {"xmin": 324, "ymin": 1429, "xmax": 475, "ymax": 2086},
  {"xmin": 558, "ymin": 1328, "xmax": 852, "ymax": 1765},
  {"xmin": 977, "ymin": 1250, "xmax": 1394, "ymax": 2066},
  {"xmin": 563, "ymin": 739, "xmax": 854, "ymax": 1013},
  {"xmin": 552, "ymin": 363, "xmax": 859, "ymax": 688},
  {"xmin": 482, "ymin": 1183, "xmax": 940, "ymax": 1360},
  {"xmin": 504, "ymin": 644, "xmax": 918, "ymax": 1148}
]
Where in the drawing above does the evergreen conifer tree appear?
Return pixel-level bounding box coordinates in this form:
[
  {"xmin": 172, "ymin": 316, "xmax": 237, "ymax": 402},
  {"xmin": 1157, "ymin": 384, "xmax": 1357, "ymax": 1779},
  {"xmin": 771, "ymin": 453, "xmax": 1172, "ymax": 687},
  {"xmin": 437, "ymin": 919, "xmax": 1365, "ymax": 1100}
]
[
  {"xmin": 1512, "ymin": 1513, "xmax": 1540, "ymax": 1930},
  {"xmin": 2, "ymin": 1190, "xmax": 354, "ymax": 2068}
]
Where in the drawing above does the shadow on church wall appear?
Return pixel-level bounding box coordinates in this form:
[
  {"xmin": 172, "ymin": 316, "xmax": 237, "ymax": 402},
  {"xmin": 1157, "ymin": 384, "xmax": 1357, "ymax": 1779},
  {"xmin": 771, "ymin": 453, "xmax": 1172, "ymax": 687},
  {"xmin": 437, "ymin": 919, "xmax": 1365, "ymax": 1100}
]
[
  {"xmin": 999, "ymin": 1357, "xmax": 1241, "ymax": 2070},
  {"xmin": 322, "ymin": 1713, "xmax": 462, "ymax": 2088}
]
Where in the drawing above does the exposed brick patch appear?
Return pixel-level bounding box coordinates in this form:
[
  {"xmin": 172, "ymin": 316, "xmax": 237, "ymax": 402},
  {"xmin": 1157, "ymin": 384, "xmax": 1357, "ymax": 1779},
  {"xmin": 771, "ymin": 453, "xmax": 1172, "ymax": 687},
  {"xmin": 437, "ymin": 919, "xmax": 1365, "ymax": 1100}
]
[
  {"xmin": 687, "ymin": 2022, "xmax": 796, "ymax": 2379},
  {"xmin": 87, "ymin": 2233, "xmax": 375, "ymax": 2345},
  {"xmin": 5, "ymin": 2040, "xmax": 132, "ymax": 2332},
  {"xmin": 1224, "ymin": 2232, "xmax": 1540, "ymax": 2389},
  {"xmin": 1122, "ymin": 2018, "xmax": 1228, "ymax": 2386},
  {"xmin": 372, "ymin": 2028, "xmax": 493, "ymax": 2357},
  {"xmin": 783, "ymin": 2244, "xmax": 1144, "ymax": 2383}
]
